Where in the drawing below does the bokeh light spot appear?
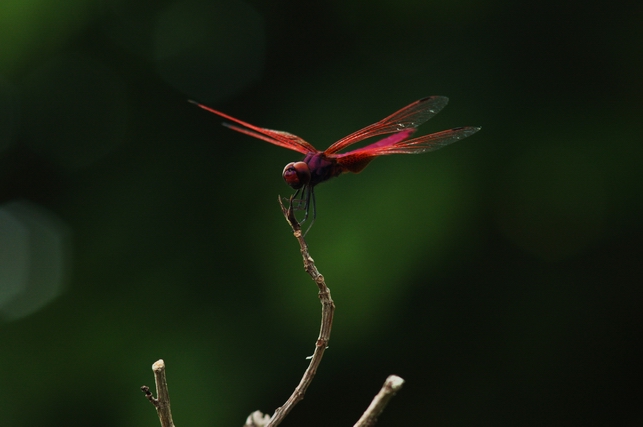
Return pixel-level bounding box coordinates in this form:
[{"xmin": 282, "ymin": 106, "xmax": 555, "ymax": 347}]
[{"xmin": 0, "ymin": 200, "xmax": 70, "ymax": 321}]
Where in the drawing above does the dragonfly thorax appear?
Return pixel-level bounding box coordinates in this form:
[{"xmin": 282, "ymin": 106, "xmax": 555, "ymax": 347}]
[
  {"xmin": 283, "ymin": 153, "xmax": 340, "ymax": 189},
  {"xmin": 303, "ymin": 152, "xmax": 340, "ymax": 186}
]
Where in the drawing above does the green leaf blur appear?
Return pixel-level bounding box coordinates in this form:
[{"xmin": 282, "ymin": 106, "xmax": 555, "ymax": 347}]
[{"xmin": 1, "ymin": 0, "xmax": 641, "ymax": 426}]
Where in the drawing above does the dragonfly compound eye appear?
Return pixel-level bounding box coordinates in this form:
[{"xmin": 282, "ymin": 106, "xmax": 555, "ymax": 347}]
[{"xmin": 283, "ymin": 161, "xmax": 311, "ymax": 189}]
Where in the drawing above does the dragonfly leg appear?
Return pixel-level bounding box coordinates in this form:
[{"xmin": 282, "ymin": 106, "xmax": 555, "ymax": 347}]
[
  {"xmin": 291, "ymin": 188, "xmax": 301, "ymax": 206},
  {"xmin": 301, "ymin": 185, "xmax": 316, "ymax": 224},
  {"xmin": 303, "ymin": 187, "xmax": 316, "ymax": 236},
  {"xmin": 286, "ymin": 188, "xmax": 307, "ymax": 211},
  {"xmin": 286, "ymin": 186, "xmax": 316, "ymax": 234},
  {"xmin": 310, "ymin": 186, "xmax": 317, "ymax": 221}
]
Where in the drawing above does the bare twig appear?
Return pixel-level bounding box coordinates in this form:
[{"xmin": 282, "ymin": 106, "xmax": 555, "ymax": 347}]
[
  {"xmin": 261, "ymin": 196, "xmax": 336, "ymax": 427},
  {"xmin": 353, "ymin": 375, "xmax": 405, "ymax": 427},
  {"xmin": 141, "ymin": 359, "xmax": 176, "ymax": 427}
]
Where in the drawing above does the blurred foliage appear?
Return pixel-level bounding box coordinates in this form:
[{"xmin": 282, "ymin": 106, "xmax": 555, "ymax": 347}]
[{"xmin": 1, "ymin": 0, "xmax": 642, "ymax": 426}]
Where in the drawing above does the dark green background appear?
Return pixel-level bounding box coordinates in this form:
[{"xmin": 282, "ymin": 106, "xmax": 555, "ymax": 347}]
[{"xmin": 1, "ymin": 0, "xmax": 642, "ymax": 425}]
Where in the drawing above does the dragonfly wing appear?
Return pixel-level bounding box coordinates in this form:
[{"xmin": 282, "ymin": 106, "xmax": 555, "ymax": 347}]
[
  {"xmin": 335, "ymin": 126, "xmax": 481, "ymax": 173},
  {"xmin": 190, "ymin": 101, "xmax": 317, "ymax": 154},
  {"xmin": 372, "ymin": 126, "xmax": 481, "ymax": 154},
  {"xmin": 324, "ymin": 96, "xmax": 449, "ymax": 155}
]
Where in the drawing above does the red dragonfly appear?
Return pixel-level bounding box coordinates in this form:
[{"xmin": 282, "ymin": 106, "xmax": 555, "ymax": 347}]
[{"xmin": 191, "ymin": 96, "xmax": 480, "ymax": 228}]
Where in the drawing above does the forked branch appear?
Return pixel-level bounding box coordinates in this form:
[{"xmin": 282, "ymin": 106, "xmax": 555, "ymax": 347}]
[{"xmin": 142, "ymin": 196, "xmax": 403, "ymax": 427}]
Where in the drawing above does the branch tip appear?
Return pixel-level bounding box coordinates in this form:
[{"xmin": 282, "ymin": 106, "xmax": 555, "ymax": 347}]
[
  {"xmin": 153, "ymin": 359, "xmax": 165, "ymax": 372},
  {"xmin": 353, "ymin": 375, "xmax": 405, "ymax": 427},
  {"xmin": 245, "ymin": 411, "xmax": 270, "ymax": 427},
  {"xmin": 385, "ymin": 375, "xmax": 405, "ymax": 390}
]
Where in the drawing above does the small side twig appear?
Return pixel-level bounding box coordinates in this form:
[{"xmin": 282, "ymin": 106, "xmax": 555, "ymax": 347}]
[
  {"xmin": 141, "ymin": 359, "xmax": 176, "ymax": 427},
  {"xmin": 354, "ymin": 375, "xmax": 405, "ymax": 427},
  {"xmin": 262, "ymin": 196, "xmax": 336, "ymax": 427}
]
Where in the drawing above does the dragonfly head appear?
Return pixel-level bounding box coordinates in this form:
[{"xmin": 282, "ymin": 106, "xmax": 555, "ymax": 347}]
[{"xmin": 283, "ymin": 161, "xmax": 311, "ymax": 189}]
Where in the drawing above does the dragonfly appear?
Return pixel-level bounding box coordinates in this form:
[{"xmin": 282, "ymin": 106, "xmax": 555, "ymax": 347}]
[{"xmin": 191, "ymin": 96, "xmax": 480, "ymax": 230}]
